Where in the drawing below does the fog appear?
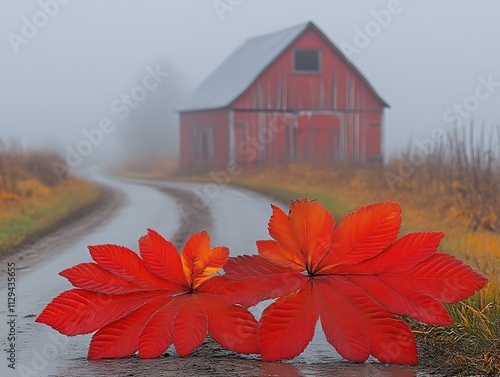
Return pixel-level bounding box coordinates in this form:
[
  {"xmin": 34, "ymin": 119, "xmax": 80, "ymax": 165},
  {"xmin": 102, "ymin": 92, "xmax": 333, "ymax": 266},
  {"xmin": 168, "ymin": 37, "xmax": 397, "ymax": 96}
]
[{"xmin": 1, "ymin": 0, "xmax": 499, "ymax": 164}]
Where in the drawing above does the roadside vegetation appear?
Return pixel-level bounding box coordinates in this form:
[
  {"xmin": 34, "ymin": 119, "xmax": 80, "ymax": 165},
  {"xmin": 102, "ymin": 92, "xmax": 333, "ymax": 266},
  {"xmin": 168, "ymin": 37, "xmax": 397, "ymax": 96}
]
[
  {"xmin": 0, "ymin": 141, "xmax": 102, "ymax": 254},
  {"xmin": 117, "ymin": 126, "xmax": 500, "ymax": 375}
]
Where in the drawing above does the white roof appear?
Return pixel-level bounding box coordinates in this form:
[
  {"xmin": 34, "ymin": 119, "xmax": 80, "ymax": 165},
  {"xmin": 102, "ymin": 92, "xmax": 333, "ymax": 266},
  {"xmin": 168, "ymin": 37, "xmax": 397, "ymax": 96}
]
[{"xmin": 179, "ymin": 21, "xmax": 388, "ymax": 112}]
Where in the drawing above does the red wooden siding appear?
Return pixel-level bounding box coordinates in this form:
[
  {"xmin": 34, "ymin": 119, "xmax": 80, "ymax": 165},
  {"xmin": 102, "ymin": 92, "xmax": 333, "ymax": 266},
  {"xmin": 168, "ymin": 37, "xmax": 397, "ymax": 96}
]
[
  {"xmin": 179, "ymin": 22, "xmax": 387, "ymax": 171},
  {"xmin": 180, "ymin": 110, "xmax": 229, "ymax": 170},
  {"xmin": 233, "ymin": 28, "xmax": 384, "ymax": 112}
]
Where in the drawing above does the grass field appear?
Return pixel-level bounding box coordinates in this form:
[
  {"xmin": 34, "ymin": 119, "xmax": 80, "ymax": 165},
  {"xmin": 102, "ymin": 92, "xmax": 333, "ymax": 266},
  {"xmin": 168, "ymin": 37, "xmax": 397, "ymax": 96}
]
[
  {"xmin": 0, "ymin": 142, "xmax": 102, "ymax": 254},
  {"xmin": 118, "ymin": 154, "xmax": 499, "ymax": 375}
]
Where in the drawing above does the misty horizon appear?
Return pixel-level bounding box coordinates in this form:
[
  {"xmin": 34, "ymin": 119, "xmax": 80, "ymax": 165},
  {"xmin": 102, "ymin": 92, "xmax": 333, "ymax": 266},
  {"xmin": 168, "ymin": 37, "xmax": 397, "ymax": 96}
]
[{"xmin": 1, "ymin": 1, "xmax": 500, "ymax": 164}]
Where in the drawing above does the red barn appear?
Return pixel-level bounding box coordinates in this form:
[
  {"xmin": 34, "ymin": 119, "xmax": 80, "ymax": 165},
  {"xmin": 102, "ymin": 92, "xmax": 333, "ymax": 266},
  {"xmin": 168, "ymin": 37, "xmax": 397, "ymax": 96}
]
[{"xmin": 179, "ymin": 21, "xmax": 388, "ymax": 171}]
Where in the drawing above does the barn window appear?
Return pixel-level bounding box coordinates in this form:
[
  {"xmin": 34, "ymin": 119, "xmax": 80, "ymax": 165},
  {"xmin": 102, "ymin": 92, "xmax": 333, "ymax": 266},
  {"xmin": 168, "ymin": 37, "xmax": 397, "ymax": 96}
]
[
  {"xmin": 192, "ymin": 126, "xmax": 215, "ymax": 160},
  {"xmin": 294, "ymin": 49, "xmax": 321, "ymax": 74}
]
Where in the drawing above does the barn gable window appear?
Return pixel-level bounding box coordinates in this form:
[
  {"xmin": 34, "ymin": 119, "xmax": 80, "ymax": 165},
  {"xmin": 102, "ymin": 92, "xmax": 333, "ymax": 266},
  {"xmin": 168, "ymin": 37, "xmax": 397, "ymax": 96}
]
[{"xmin": 293, "ymin": 49, "xmax": 321, "ymax": 74}]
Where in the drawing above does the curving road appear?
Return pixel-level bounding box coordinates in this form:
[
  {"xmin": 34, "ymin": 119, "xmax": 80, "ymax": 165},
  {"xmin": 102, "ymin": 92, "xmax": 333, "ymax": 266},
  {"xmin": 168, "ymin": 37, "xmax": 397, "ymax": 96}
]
[{"xmin": 0, "ymin": 169, "xmax": 422, "ymax": 377}]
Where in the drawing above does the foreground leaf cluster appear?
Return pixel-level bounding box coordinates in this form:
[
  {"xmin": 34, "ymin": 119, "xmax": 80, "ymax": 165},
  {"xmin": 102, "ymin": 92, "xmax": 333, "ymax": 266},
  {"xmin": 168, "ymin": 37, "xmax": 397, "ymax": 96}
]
[{"xmin": 36, "ymin": 199, "xmax": 487, "ymax": 364}]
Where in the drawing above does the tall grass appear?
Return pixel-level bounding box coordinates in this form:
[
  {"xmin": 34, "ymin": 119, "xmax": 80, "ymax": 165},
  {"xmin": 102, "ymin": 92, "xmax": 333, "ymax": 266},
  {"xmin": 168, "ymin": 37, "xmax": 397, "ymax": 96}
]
[
  {"xmin": 388, "ymin": 123, "xmax": 500, "ymax": 232},
  {"xmin": 0, "ymin": 140, "xmax": 102, "ymax": 253},
  {"xmin": 0, "ymin": 140, "xmax": 66, "ymax": 194}
]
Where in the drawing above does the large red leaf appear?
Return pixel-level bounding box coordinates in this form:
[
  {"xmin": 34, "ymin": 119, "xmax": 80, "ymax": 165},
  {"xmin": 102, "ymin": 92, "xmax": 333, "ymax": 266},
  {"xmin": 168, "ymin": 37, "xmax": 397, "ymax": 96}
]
[
  {"xmin": 264, "ymin": 199, "xmax": 335, "ymax": 271},
  {"xmin": 37, "ymin": 230, "xmax": 259, "ymax": 360},
  {"xmin": 138, "ymin": 296, "xmax": 181, "ymax": 359},
  {"xmin": 224, "ymin": 255, "xmax": 298, "ymax": 279},
  {"xmin": 287, "ymin": 198, "xmax": 335, "ymax": 269},
  {"xmin": 330, "ymin": 233, "xmax": 488, "ymax": 324},
  {"xmin": 139, "ymin": 229, "xmax": 188, "ymax": 288},
  {"xmin": 200, "ymin": 297, "xmax": 259, "ymax": 354},
  {"xmin": 172, "ymin": 295, "xmax": 208, "ymax": 357},
  {"xmin": 258, "ymin": 281, "xmax": 318, "ymax": 361},
  {"xmin": 223, "ymin": 255, "xmax": 307, "ymax": 307},
  {"xmin": 195, "ymin": 275, "xmax": 233, "ymax": 297},
  {"xmin": 35, "ymin": 289, "xmax": 158, "ymax": 335},
  {"xmin": 347, "ymin": 275, "xmax": 452, "ymax": 325},
  {"xmin": 60, "ymin": 263, "xmax": 144, "ymax": 294},
  {"xmin": 380, "ymin": 253, "xmax": 488, "ymax": 304},
  {"xmin": 181, "ymin": 231, "xmax": 229, "ymax": 288},
  {"xmin": 88, "ymin": 296, "xmax": 171, "ymax": 359},
  {"xmin": 315, "ymin": 276, "xmax": 417, "ymax": 365},
  {"xmin": 234, "ymin": 199, "xmax": 488, "ymax": 364},
  {"xmin": 329, "ymin": 232, "xmax": 445, "ymax": 274},
  {"xmin": 89, "ymin": 244, "xmax": 178, "ymax": 291},
  {"xmin": 316, "ymin": 202, "xmax": 402, "ymax": 272},
  {"xmin": 256, "ymin": 240, "xmax": 305, "ymax": 271}
]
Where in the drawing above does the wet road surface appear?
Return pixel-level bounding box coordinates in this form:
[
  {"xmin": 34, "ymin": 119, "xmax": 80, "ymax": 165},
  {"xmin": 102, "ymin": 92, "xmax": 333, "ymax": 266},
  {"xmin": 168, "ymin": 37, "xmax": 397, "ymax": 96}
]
[{"xmin": 0, "ymin": 170, "xmax": 430, "ymax": 377}]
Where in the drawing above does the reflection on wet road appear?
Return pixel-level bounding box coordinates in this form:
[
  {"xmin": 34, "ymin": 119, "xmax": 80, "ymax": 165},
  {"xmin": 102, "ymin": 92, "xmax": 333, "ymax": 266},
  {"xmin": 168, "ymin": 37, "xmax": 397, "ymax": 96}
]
[{"xmin": 0, "ymin": 170, "xmax": 427, "ymax": 377}]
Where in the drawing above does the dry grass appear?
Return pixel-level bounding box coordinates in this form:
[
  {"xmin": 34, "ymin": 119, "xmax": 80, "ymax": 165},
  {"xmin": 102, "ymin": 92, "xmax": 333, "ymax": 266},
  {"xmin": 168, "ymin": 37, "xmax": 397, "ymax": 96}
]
[
  {"xmin": 0, "ymin": 141, "xmax": 102, "ymax": 253},
  {"xmin": 111, "ymin": 154, "xmax": 178, "ymax": 180}
]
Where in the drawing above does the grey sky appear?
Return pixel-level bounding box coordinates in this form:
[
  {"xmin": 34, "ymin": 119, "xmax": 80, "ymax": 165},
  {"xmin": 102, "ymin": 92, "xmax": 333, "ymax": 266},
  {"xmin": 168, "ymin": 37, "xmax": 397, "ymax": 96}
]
[{"xmin": 1, "ymin": 0, "xmax": 499, "ymax": 160}]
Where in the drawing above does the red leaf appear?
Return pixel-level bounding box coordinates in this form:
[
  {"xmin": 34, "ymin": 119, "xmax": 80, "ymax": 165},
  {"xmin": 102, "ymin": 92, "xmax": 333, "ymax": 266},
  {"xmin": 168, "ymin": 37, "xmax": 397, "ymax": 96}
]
[
  {"xmin": 37, "ymin": 230, "xmax": 259, "ymax": 360},
  {"xmin": 172, "ymin": 295, "xmax": 208, "ymax": 357},
  {"xmin": 200, "ymin": 297, "xmax": 259, "ymax": 354},
  {"xmin": 241, "ymin": 199, "xmax": 488, "ymax": 364},
  {"xmin": 287, "ymin": 198, "xmax": 335, "ymax": 269},
  {"xmin": 60, "ymin": 263, "xmax": 144, "ymax": 294},
  {"xmin": 139, "ymin": 229, "xmax": 188, "ymax": 288},
  {"xmin": 89, "ymin": 244, "xmax": 178, "ymax": 291},
  {"xmin": 315, "ymin": 276, "xmax": 417, "ymax": 365},
  {"xmin": 380, "ymin": 253, "xmax": 488, "ymax": 304},
  {"xmin": 181, "ymin": 231, "xmax": 229, "ymax": 288},
  {"xmin": 88, "ymin": 296, "xmax": 171, "ymax": 359},
  {"xmin": 223, "ymin": 255, "xmax": 307, "ymax": 307},
  {"xmin": 259, "ymin": 281, "xmax": 318, "ymax": 361},
  {"xmin": 347, "ymin": 275, "xmax": 452, "ymax": 325},
  {"xmin": 138, "ymin": 297, "xmax": 181, "ymax": 359},
  {"xmin": 224, "ymin": 255, "xmax": 296, "ymax": 279},
  {"xmin": 256, "ymin": 240, "xmax": 305, "ymax": 271},
  {"xmin": 35, "ymin": 289, "xmax": 157, "ymax": 335},
  {"xmin": 264, "ymin": 199, "xmax": 335, "ymax": 271},
  {"xmin": 316, "ymin": 202, "xmax": 402, "ymax": 272},
  {"xmin": 331, "ymin": 232, "xmax": 445, "ymax": 274},
  {"xmin": 195, "ymin": 275, "xmax": 233, "ymax": 296}
]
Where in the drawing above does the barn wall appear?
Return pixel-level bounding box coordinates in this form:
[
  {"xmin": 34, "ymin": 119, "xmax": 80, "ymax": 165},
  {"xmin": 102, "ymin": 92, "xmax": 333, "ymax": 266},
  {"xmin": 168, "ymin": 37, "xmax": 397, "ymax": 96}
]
[
  {"xmin": 232, "ymin": 28, "xmax": 385, "ymax": 112},
  {"xmin": 230, "ymin": 110, "xmax": 383, "ymax": 164},
  {"xmin": 233, "ymin": 111, "xmax": 295, "ymax": 164},
  {"xmin": 179, "ymin": 110, "xmax": 229, "ymax": 170},
  {"xmin": 231, "ymin": 27, "xmax": 385, "ymax": 162}
]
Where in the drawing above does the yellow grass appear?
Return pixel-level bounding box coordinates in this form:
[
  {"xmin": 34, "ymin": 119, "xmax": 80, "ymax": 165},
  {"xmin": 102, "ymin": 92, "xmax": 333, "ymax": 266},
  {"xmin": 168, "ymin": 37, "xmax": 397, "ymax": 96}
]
[
  {"xmin": 111, "ymin": 154, "xmax": 178, "ymax": 180},
  {"xmin": 0, "ymin": 177, "xmax": 102, "ymax": 254}
]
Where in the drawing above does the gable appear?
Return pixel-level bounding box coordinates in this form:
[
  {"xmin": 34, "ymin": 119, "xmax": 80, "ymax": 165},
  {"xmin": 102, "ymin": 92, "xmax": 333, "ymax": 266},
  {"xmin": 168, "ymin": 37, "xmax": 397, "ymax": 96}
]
[
  {"xmin": 233, "ymin": 26, "xmax": 387, "ymax": 111},
  {"xmin": 179, "ymin": 21, "xmax": 388, "ymax": 112}
]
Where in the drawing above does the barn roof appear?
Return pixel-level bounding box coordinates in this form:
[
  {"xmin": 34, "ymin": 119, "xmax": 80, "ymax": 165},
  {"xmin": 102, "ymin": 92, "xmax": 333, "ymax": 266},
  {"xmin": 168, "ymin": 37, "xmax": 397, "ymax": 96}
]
[{"xmin": 179, "ymin": 21, "xmax": 388, "ymax": 112}]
